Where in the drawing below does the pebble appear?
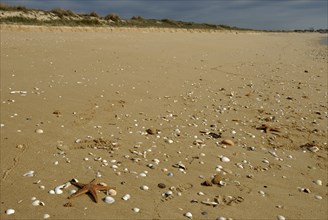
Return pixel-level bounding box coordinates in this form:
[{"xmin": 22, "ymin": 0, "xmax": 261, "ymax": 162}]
[
  {"xmin": 5, "ymin": 209, "xmax": 15, "ymax": 215},
  {"xmin": 201, "ymin": 211, "xmax": 208, "ymax": 216},
  {"xmin": 158, "ymin": 183, "xmax": 166, "ymax": 188},
  {"xmin": 43, "ymin": 214, "xmax": 50, "ymax": 219},
  {"xmin": 221, "ymin": 139, "xmax": 234, "ymax": 146},
  {"xmin": 184, "ymin": 212, "xmax": 193, "ymax": 219}
]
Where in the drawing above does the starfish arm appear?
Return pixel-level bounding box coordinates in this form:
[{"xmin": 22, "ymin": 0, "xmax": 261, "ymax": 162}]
[
  {"xmin": 68, "ymin": 188, "xmax": 89, "ymax": 199},
  {"xmin": 89, "ymin": 188, "xmax": 99, "ymax": 203}
]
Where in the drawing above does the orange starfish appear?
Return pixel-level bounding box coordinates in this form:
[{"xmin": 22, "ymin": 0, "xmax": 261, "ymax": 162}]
[{"xmin": 68, "ymin": 179, "xmax": 115, "ymax": 203}]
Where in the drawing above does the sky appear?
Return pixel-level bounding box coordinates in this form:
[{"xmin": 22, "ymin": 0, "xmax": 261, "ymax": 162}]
[{"xmin": 1, "ymin": 0, "xmax": 327, "ymax": 30}]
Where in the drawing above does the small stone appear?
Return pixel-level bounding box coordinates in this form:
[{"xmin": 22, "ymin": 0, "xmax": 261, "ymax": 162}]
[
  {"xmin": 221, "ymin": 139, "xmax": 234, "ymax": 146},
  {"xmin": 201, "ymin": 180, "xmax": 213, "ymax": 186},
  {"xmin": 314, "ymin": 180, "xmax": 322, "ymax": 186},
  {"xmin": 212, "ymin": 174, "xmax": 222, "ymax": 185},
  {"xmin": 43, "ymin": 214, "xmax": 50, "ymax": 219},
  {"xmin": 158, "ymin": 183, "xmax": 166, "ymax": 188},
  {"xmin": 140, "ymin": 185, "xmax": 149, "ymax": 190},
  {"xmin": 201, "ymin": 211, "xmax": 208, "ymax": 216},
  {"xmin": 314, "ymin": 195, "xmax": 322, "ymax": 200}
]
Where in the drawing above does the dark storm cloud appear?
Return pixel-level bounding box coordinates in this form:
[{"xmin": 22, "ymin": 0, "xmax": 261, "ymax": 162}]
[{"xmin": 1, "ymin": 0, "xmax": 327, "ymax": 30}]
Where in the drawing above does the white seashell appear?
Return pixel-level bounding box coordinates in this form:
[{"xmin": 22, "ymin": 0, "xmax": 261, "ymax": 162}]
[
  {"xmin": 216, "ymin": 217, "xmax": 226, "ymax": 220},
  {"xmin": 153, "ymin": 158, "xmax": 160, "ymax": 164},
  {"xmin": 221, "ymin": 156, "xmax": 230, "ymax": 163},
  {"xmin": 104, "ymin": 196, "xmax": 115, "ymax": 204},
  {"xmin": 32, "ymin": 199, "xmax": 45, "ymax": 206},
  {"xmin": 35, "ymin": 129, "xmax": 44, "ymax": 134},
  {"xmin": 197, "ymin": 192, "xmax": 205, "ymax": 196},
  {"xmin": 23, "ymin": 170, "xmax": 35, "ymax": 177},
  {"xmin": 314, "ymin": 195, "xmax": 322, "ymax": 200},
  {"xmin": 184, "ymin": 212, "xmax": 193, "ymax": 219},
  {"xmin": 140, "ymin": 185, "xmax": 149, "ymax": 191},
  {"xmin": 132, "ymin": 207, "xmax": 140, "ymax": 213},
  {"xmin": 314, "ymin": 180, "xmax": 322, "ymax": 186},
  {"xmin": 48, "ymin": 190, "xmax": 55, "ymax": 195},
  {"xmin": 5, "ymin": 209, "xmax": 15, "ymax": 215},
  {"xmin": 122, "ymin": 194, "xmax": 131, "ymax": 201},
  {"xmin": 277, "ymin": 215, "xmax": 286, "ymax": 220},
  {"xmin": 70, "ymin": 189, "xmax": 77, "ymax": 194},
  {"xmin": 308, "ymin": 146, "xmax": 319, "ymax": 152},
  {"xmin": 107, "ymin": 189, "xmax": 117, "ymax": 196},
  {"xmin": 43, "ymin": 214, "xmax": 50, "ymax": 219},
  {"xmin": 139, "ymin": 172, "xmax": 147, "ymax": 177},
  {"xmin": 55, "ymin": 188, "xmax": 63, "ymax": 194}
]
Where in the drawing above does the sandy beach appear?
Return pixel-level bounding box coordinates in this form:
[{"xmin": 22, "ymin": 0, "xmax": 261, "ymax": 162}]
[{"xmin": 0, "ymin": 25, "xmax": 327, "ymax": 220}]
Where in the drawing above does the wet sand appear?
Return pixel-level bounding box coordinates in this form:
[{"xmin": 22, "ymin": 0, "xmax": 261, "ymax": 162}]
[{"xmin": 0, "ymin": 25, "xmax": 327, "ymax": 220}]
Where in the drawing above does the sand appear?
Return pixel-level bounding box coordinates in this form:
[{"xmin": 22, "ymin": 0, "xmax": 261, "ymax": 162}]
[{"xmin": 0, "ymin": 25, "xmax": 327, "ymax": 220}]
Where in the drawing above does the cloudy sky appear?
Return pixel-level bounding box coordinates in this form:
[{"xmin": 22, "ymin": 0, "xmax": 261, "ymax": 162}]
[{"xmin": 2, "ymin": 0, "xmax": 327, "ymax": 30}]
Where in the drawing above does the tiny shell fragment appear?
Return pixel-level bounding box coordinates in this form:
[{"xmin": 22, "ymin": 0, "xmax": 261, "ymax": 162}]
[{"xmin": 5, "ymin": 209, "xmax": 15, "ymax": 215}]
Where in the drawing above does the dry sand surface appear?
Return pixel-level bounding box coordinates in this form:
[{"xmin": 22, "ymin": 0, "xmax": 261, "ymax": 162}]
[{"xmin": 0, "ymin": 25, "xmax": 327, "ymax": 220}]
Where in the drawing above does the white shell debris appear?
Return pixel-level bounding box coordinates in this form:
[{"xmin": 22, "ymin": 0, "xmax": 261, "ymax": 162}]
[
  {"xmin": 107, "ymin": 189, "xmax": 117, "ymax": 196},
  {"xmin": 140, "ymin": 185, "xmax": 149, "ymax": 191},
  {"xmin": 122, "ymin": 194, "xmax": 131, "ymax": 201},
  {"xmin": 220, "ymin": 156, "xmax": 230, "ymax": 163},
  {"xmin": 50, "ymin": 181, "xmax": 72, "ymax": 195},
  {"xmin": 277, "ymin": 215, "xmax": 286, "ymax": 220},
  {"xmin": 314, "ymin": 195, "xmax": 322, "ymax": 200},
  {"xmin": 184, "ymin": 212, "xmax": 193, "ymax": 219},
  {"xmin": 314, "ymin": 180, "xmax": 322, "ymax": 186},
  {"xmin": 23, "ymin": 170, "xmax": 35, "ymax": 177},
  {"xmin": 5, "ymin": 209, "xmax": 15, "ymax": 215},
  {"xmin": 132, "ymin": 207, "xmax": 140, "ymax": 213},
  {"xmin": 32, "ymin": 199, "xmax": 45, "ymax": 206},
  {"xmin": 43, "ymin": 214, "xmax": 50, "ymax": 219},
  {"xmin": 104, "ymin": 196, "xmax": 115, "ymax": 204},
  {"xmin": 308, "ymin": 146, "xmax": 319, "ymax": 153},
  {"xmin": 35, "ymin": 129, "xmax": 44, "ymax": 134}
]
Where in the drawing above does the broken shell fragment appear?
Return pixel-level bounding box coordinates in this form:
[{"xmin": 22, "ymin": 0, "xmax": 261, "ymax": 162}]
[
  {"xmin": 220, "ymin": 156, "xmax": 230, "ymax": 163},
  {"xmin": 132, "ymin": 207, "xmax": 140, "ymax": 213},
  {"xmin": 23, "ymin": 170, "xmax": 35, "ymax": 177},
  {"xmin": 122, "ymin": 194, "xmax": 131, "ymax": 201},
  {"xmin": 107, "ymin": 189, "xmax": 117, "ymax": 196},
  {"xmin": 184, "ymin": 212, "xmax": 193, "ymax": 219},
  {"xmin": 35, "ymin": 129, "xmax": 44, "ymax": 134}
]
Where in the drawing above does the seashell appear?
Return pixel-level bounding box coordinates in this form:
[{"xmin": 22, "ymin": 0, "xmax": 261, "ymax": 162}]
[
  {"xmin": 221, "ymin": 156, "xmax": 230, "ymax": 163},
  {"xmin": 5, "ymin": 209, "xmax": 15, "ymax": 215},
  {"xmin": 201, "ymin": 200, "xmax": 219, "ymax": 207},
  {"xmin": 132, "ymin": 207, "xmax": 140, "ymax": 213},
  {"xmin": 48, "ymin": 190, "xmax": 55, "ymax": 194},
  {"xmin": 221, "ymin": 139, "xmax": 234, "ymax": 146},
  {"xmin": 139, "ymin": 172, "xmax": 147, "ymax": 177},
  {"xmin": 55, "ymin": 188, "xmax": 63, "ymax": 194},
  {"xmin": 35, "ymin": 129, "xmax": 44, "ymax": 134},
  {"xmin": 104, "ymin": 196, "xmax": 115, "ymax": 204},
  {"xmin": 43, "ymin": 214, "xmax": 50, "ymax": 219},
  {"xmin": 314, "ymin": 195, "xmax": 322, "ymax": 200},
  {"xmin": 140, "ymin": 185, "xmax": 149, "ymax": 191},
  {"xmin": 122, "ymin": 194, "xmax": 131, "ymax": 201},
  {"xmin": 308, "ymin": 146, "xmax": 319, "ymax": 153},
  {"xmin": 197, "ymin": 192, "xmax": 205, "ymax": 196},
  {"xmin": 32, "ymin": 199, "xmax": 45, "ymax": 206},
  {"xmin": 184, "ymin": 212, "xmax": 193, "ymax": 219},
  {"xmin": 23, "ymin": 170, "xmax": 35, "ymax": 177},
  {"xmin": 276, "ymin": 215, "xmax": 286, "ymax": 220},
  {"xmin": 107, "ymin": 189, "xmax": 117, "ymax": 196},
  {"xmin": 314, "ymin": 180, "xmax": 322, "ymax": 186},
  {"xmin": 212, "ymin": 174, "xmax": 222, "ymax": 185},
  {"xmin": 54, "ymin": 181, "xmax": 71, "ymax": 195}
]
